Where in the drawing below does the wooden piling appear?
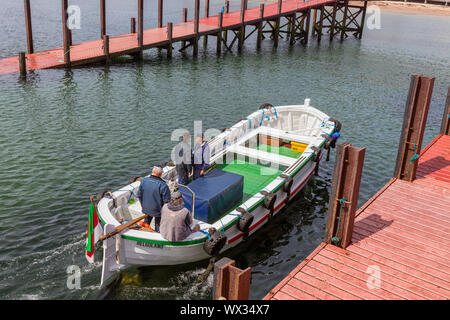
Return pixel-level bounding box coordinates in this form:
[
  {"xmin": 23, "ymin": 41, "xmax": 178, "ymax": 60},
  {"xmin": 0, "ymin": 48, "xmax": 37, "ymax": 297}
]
[
  {"xmin": 359, "ymin": 1, "xmax": 368, "ymax": 39},
  {"xmin": 304, "ymin": 9, "xmax": 311, "ymax": 44},
  {"xmin": 217, "ymin": 12, "xmax": 223, "ymax": 55},
  {"xmin": 289, "ymin": 14, "xmax": 296, "ymax": 46},
  {"xmin": 213, "ymin": 258, "xmax": 251, "ymax": 300},
  {"xmin": 223, "ymin": 1, "xmax": 230, "ymax": 44},
  {"xmin": 273, "ymin": 0, "xmax": 282, "ymax": 48},
  {"xmin": 257, "ymin": 4, "xmax": 264, "ymax": 49},
  {"xmin": 204, "ymin": 0, "xmax": 210, "ymax": 47},
  {"xmin": 329, "ymin": 2, "xmax": 337, "ymax": 41},
  {"xmin": 312, "ymin": 8, "xmax": 317, "ymax": 37},
  {"xmin": 238, "ymin": 0, "xmax": 246, "ymax": 52},
  {"xmin": 103, "ymin": 35, "xmax": 110, "ymax": 64},
  {"xmin": 440, "ymin": 87, "xmax": 450, "ymax": 136},
  {"xmin": 167, "ymin": 22, "xmax": 173, "ymax": 59},
  {"xmin": 137, "ymin": 0, "xmax": 144, "ymax": 60},
  {"xmin": 61, "ymin": 0, "xmax": 70, "ymax": 66},
  {"xmin": 394, "ymin": 75, "xmax": 435, "ymax": 182},
  {"xmin": 158, "ymin": 0, "xmax": 163, "ymax": 28},
  {"xmin": 341, "ymin": 0, "xmax": 349, "ymax": 40},
  {"xmin": 19, "ymin": 51, "xmax": 27, "ymax": 77},
  {"xmin": 193, "ymin": 0, "xmax": 200, "ymax": 56},
  {"xmin": 100, "ymin": 0, "xmax": 106, "ymax": 38},
  {"xmin": 181, "ymin": 8, "xmax": 188, "ymax": 49},
  {"xmin": 130, "ymin": 17, "xmax": 136, "ymax": 34},
  {"xmin": 318, "ymin": 5, "xmax": 324, "ymax": 42},
  {"xmin": 24, "ymin": 0, "xmax": 34, "ymax": 54},
  {"xmin": 324, "ymin": 143, "xmax": 366, "ymax": 249}
]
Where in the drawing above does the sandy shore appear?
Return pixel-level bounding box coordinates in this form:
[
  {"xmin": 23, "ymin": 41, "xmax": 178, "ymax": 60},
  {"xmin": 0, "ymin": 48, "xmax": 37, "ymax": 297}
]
[{"xmin": 350, "ymin": 1, "xmax": 450, "ymax": 17}]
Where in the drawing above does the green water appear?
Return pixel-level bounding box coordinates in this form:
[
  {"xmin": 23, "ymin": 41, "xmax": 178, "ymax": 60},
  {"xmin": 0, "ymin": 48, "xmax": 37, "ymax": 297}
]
[{"xmin": 0, "ymin": 0, "xmax": 449, "ymax": 300}]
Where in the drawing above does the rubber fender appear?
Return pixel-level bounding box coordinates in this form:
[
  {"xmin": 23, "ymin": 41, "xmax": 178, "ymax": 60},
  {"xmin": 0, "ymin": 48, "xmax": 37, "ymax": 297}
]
[
  {"xmin": 128, "ymin": 176, "xmax": 142, "ymax": 184},
  {"xmin": 329, "ymin": 118, "xmax": 342, "ymax": 132},
  {"xmin": 311, "ymin": 146, "xmax": 321, "ymax": 162},
  {"xmin": 236, "ymin": 207, "xmax": 254, "ymax": 232},
  {"xmin": 96, "ymin": 190, "xmax": 116, "ymax": 208},
  {"xmin": 259, "ymin": 103, "xmax": 273, "ymax": 110},
  {"xmin": 260, "ymin": 191, "xmax": 277, "ymax": 210},
  {"xmin": 203, "ymin": 227, "xmax": 228, "ymax": 256},
  {"xmin": 282, "ymin": 177, "xmax": 294, "ymax": 194}
]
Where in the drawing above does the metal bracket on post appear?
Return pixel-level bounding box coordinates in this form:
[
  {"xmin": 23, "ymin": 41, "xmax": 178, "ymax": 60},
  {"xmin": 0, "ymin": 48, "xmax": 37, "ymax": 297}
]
[
  {"xmin": 394, "ymin": 75, "xmax": 435, "ymax": 182},
  {"xmin": 324, "ymin": 143, "xmax": 365, "ymax": 249},
  {"xmin": 213, "ymin": 258, "xmax": 251, "ymax": 300},
  {"xmin": 440, "ymin": 87, "xmax": 450, "ymax": 136}
]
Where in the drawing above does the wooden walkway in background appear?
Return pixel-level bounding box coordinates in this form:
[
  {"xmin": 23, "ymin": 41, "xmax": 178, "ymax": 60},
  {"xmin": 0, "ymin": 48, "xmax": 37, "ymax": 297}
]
[
  {"xmin": 0, "ymin": 0, "xmax": 336, "ymax": 75},
  {"xmin": 264, "ymin": 134, "xmax": 450, "ymax": 300}
]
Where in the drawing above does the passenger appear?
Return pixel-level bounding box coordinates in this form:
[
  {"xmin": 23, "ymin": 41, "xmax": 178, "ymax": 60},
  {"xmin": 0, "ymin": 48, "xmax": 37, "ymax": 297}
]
[
  {"xmin": 173, "ymin": 131, "xmax": 192, "ymax": 185},
  {"xmin": 137, "ymin": 166, "xmax": 171, "ymax": 232},
  {"xmin": 193, "ymin": 133, "xmax": 210, "ymax": 179},
  {"xmin": 160, "ymin": 191, "xmax": 200, "ymax": 241}
]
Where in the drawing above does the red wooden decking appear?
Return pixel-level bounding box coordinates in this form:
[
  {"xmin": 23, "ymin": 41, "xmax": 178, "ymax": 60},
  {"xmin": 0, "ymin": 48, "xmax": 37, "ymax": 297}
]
[
  {"xmin": 264, "ymin": 134, "xmax": 450, "ymax": 300},
  {"xmin": 0, "ymin": 0, "xmax": 336, "ymax": 75}
]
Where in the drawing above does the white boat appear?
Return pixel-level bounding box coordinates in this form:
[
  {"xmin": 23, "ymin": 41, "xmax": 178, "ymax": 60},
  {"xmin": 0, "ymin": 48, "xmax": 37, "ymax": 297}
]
[{"xmin": 96, "ymin": 100, "xmax": 341, "ymax": 286}]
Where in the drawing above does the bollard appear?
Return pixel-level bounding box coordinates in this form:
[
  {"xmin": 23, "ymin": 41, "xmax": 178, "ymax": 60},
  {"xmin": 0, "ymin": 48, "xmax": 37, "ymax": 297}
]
[
  {"xmin": 130, "ymin": 17, "xmax": 136, "ymax": 34},
  {"xmin": 324, "ymin": 143, "xmax": 365, "ymax": 249},
  {"xmin": 213, "ymin": 258, "xmax": 251, "ymax": 300}
]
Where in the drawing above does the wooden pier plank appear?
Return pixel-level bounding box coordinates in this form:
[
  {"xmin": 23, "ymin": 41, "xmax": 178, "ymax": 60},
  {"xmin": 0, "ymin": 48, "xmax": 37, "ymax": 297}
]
[{"xmin": 264, "ymin": 134, "xmax": 450, "ymax": 300}]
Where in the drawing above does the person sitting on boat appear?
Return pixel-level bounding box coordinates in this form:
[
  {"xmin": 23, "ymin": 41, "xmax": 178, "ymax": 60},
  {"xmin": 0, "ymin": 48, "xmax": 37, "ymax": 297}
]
[
  {"xmin": 160, "ymin": 191, "xmax": 200, "ymax": 241},
  {"xmin": 173, "ymin": 131, "xmax": 192, "ymax": 185},
  {"xmin": 193, "ymin": 133, "xmax": 210, "ymax": 179},
  {"xmin": 137, "ymin": 166, "xmax": 171, "ymax": 232}
]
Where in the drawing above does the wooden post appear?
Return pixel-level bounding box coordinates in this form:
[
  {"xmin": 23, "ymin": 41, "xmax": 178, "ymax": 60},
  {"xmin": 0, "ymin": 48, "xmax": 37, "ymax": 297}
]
[
  {"xmin": 324, "ymin": 143, "xmax": 366, "ymax": 249},
  {"xmin": 289, "ymin": 14, "xmax": 296, "ymax": 46},
  {"xmin": 238, "ymin": 0, "xmax": 246, "ymax": 52},
  {"xmin": 167, "ymin": 22, "xmax": 173, "ymax": 59},
  {"xmin": 181, "ymin": 8, "xmax": 188, "ymax": 49},
  {"xmin": 217, "ymin": 12, "xmax": 223, "ymax": 55},
  {"xmin": 440, "ymin": 87, "xmax": 450, "ymax": 136},
  {"xmin": 193, "ymin": 0, "xmax": 200, "ymax": 56},
  {"xmin": 394, "ymin": 75, "xmax": 435, "ymax": 182},
  {"xmin": 341, "ymin": 1, "xmax": 349, "ymax": 41},
  {"xmin": 359, "ymin": 1, "xmax": 368, "ymax": 39},
  {"xmin": 100, "ymin": 0, "xmax": 106, "ymax": 38},
  {"xmin": 24, "ymin": 0, "xmax": 34, "ymax": 54},
  {"xmin": 312, "ymin": 8, "xmax": 317, "ymax": 37},
  {"xmin": 257, "ymin": 4, "xmax": 264, "ymax": 49},
  {"xmin": 158, "ymin": 0, "xmax": 163, "ymax": 28},
  {"xmin": 213, "ymin": 258, "xmax": 251, "ymax": 300},
  {"xmin": 330, "ymin": 2, "xmax": 337, "ymax": 41},
  {"xmin": 273, "ymin": 0, "xmax": 282, "ymax": 48},
  {"xmin": 61, "ymin": 0, "xmax": 70, "ymax": 66},
  {"xmin": 204, "ymin": 0, "xmax": 210, "ymax": 47},
  {"xmin": 223, "ymin": 0, "xmax": 230, "ymax": 44},
  {"xmin": 19, "ymin": 51, "xmax": 27, "ymax": 77},
  {"xmin": 137, "ymin": 0, "xmax": 144, "ymax": 59},
  {"xmin": 130, "ymin": 17, "xmax": 136, "ymax": 34},
  {"xmin": 103, "ymin": 35, "xmax": 110, "ymax": 64},
  {"xmin": 304, "ymin": 8, "xmax": 311, "ymax": 44},
  {"xmin": 318, "ymin": 6, "xmax": 324, "ymax": 42}
]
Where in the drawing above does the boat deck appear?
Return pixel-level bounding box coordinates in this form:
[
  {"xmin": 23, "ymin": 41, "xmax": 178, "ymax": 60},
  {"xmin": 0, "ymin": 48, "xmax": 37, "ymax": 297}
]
[{"xmin": 264, "ymin": 134, "xmax": 450, "ymax": 300}]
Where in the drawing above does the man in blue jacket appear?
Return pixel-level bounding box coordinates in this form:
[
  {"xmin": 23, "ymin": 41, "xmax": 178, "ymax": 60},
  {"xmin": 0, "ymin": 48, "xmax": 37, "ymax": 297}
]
[
  {"xmin": 137, "ymin": 166, "xmax": 171, "ymax": 232},
  {"xmin": 193, "ymin": 133, "xmax": 210, "ymax": 179}
]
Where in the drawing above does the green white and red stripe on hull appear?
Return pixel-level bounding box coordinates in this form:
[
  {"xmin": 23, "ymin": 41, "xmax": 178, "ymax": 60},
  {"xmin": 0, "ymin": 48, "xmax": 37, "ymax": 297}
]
[
  {"xmin": 94, "ymin": 100, "xmax": 340, "ymax": 286},
  {"xmin": 85, "ymin": 197, "xmax": 103, "ymax": 264}
]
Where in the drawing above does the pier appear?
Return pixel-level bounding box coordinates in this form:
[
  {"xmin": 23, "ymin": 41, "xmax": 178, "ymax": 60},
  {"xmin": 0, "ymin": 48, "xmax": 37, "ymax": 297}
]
[
  {"xmin": 0, "ymin": 0, "xmax": 368, "ymax": 76},
  {"xmin": 262, "ymin": 76, "xmax": 450, "ymax": 300}
]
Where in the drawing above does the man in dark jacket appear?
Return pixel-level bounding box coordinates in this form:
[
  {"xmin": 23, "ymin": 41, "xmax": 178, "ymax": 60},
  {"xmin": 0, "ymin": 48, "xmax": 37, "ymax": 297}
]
[
  {"xmin": 173, "ymin": 131, "xmax": 192, "ymax": 185},
  {"xmin": 137, "ymin": 166, "xmax": 171, "ymax": 232}
]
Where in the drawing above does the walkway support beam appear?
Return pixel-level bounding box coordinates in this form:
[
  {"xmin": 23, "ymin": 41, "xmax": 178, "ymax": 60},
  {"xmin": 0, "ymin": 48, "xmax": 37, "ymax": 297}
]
[
  {"xmin": 24, "ymin": 0, "xmax": 34, "ymax": 54},
  {"xmin": 394, "ymin": 75, "xmax": 435, "ymax": 182},
  {"xmin": 194, "ymin": 0, "xmax": 200, "ymax": 56},
  {"xmin": 158, "ymin": 0, "xmax": 163, "ymax": 28},
  {"xmin": 204, "ymin": 0, "xmax": 210, "ymax": 46},
  {"xmin": 19, "ymin": 51, "xmax": 27, "ymax": 77},
  {"xmin": 213, "ymin": 258, "xmax": 251, "ymax": 300},
  {"xmin": 325, "ymin": 143, "xmax": 366, "ymax": 249},
  {"xmin": 441, "ymin": 87, "xmax": 450, "ymax": 136}
]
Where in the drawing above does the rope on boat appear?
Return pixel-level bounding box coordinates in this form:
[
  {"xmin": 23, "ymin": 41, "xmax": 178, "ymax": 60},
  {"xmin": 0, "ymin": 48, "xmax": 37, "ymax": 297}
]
[
  {"xmin": 409, "ymin": 143, "xmax": 420, "ymax": 163},
  {"xmin": 332, "ymin": 198, "xmax": 346, "ymax": 245},
  {"xmin": 199, "ymin": 229, "xmax": 212, "ymax": 240}
]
